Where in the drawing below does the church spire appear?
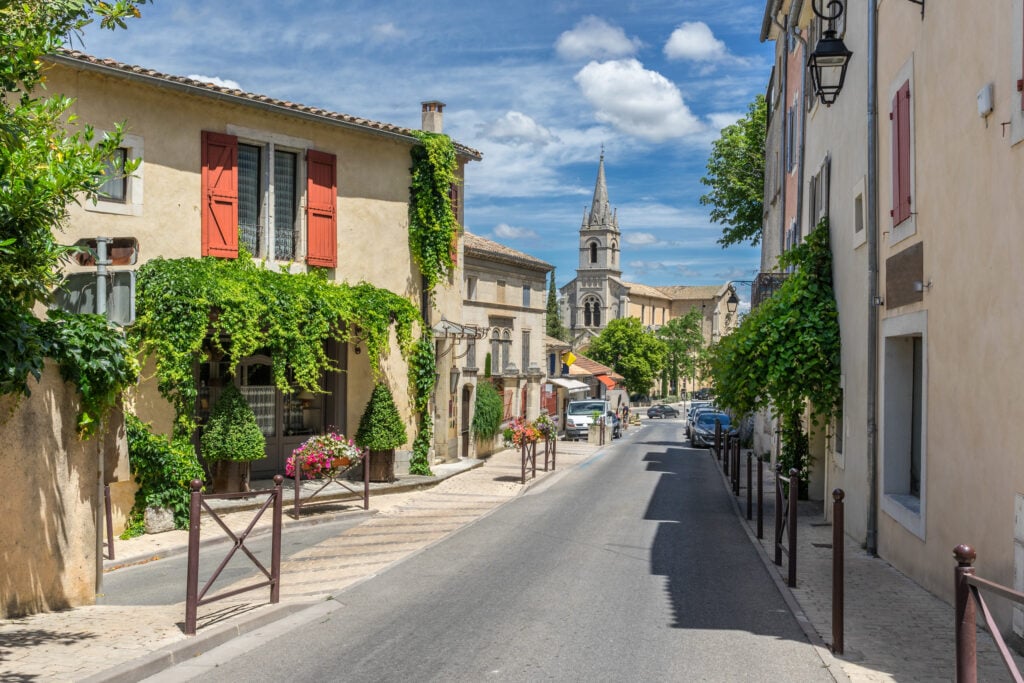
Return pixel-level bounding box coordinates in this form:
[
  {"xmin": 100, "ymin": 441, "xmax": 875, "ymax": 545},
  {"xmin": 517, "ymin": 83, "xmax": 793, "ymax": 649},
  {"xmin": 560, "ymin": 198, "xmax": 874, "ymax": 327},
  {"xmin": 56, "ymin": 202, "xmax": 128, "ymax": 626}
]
[{"xmin": 585, "ymin": 149, "xmax": 617, "ymax": 232}]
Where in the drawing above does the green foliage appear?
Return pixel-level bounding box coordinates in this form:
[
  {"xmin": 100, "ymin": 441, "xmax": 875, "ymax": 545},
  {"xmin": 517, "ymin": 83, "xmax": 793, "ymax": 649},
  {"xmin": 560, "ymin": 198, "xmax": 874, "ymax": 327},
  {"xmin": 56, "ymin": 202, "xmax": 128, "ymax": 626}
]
[
  {"xmin": 407, "ymin": 335, "xmax": 435, "ymax": 475},
  {"xmin": 545, "ymin": 269, "xmax": 566, "ymax": 340},
  {"xmin": 471, "ymin": 381, "xmax": 503, "ymax": 439},
  {"xmin": 355, "ymin": 383, "xmax": 407, "ymax": 451},
  {"xmin": 700, "ymin": 94, "xmax": 767, "ymax": 248},
  {"xmin": 123, "ymin": 413, "xmax": 204, "ymax": 538},
  {"xmin": 710, "ymin": 221, "xmax": 840, "ymax": 481},
  {"xmin": 44, "ymin": 311, "xmax": 139, "ymax": 436},
  {"xmin": 586, "ymin": 317, "xmax": 667, "ymax": 395},
  {"xmin": 130, "ymin": 256, "xmax": 420, "ymax": 440},
  {"xmin": 483, "ymin": 352, "xmax": 491, "ymax": 378},
  {"xmin": 0, "ymin": 0, "xmax": 146, "ymax": 412},
  {"xmin": 200, "ymin": 384, "xmax": 266, "ymax": 462},
  {"xmin": 408, "ymin": 131, "xmax": 458, "ymax": 293},
  {"xmin": 656, "ymin": 309, "xmax": 704, "ymax": 397}
]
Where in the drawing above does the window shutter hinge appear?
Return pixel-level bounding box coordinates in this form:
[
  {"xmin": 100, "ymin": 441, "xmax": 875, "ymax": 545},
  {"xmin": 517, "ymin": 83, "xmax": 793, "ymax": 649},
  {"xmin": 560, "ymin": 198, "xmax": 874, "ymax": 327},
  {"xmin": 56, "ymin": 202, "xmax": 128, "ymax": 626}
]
[
  {"xmin": 889, "ymin": 112, "xmax": 894, "ymax": 120},
  {"xmin": 890, "ymin": 209, "xmax": 895, "ymax": 217},
  {"xmin": 1017, "ymin": 79, "xmax": 1024, "ymax": 92}
]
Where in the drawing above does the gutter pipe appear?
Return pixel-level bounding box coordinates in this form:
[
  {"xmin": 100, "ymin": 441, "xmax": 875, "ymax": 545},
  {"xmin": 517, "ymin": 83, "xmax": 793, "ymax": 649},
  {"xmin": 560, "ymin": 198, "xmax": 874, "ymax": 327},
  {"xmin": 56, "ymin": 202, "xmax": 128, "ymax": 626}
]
[{"xmin": 866, "ymin": 0, "xmax": 880, "ymax": 556}]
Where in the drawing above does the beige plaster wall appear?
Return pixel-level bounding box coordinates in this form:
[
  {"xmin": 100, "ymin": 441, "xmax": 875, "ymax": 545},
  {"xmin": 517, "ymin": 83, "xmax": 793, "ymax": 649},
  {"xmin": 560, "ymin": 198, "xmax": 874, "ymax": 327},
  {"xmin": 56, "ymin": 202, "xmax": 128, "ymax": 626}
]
[
  {"xmin": 876, "ymin": 0, "xmax": 1024, "ymax": 624},
  {"xmin": 0, "ymin": 363, "xmax": 129, "ymax": 617}
]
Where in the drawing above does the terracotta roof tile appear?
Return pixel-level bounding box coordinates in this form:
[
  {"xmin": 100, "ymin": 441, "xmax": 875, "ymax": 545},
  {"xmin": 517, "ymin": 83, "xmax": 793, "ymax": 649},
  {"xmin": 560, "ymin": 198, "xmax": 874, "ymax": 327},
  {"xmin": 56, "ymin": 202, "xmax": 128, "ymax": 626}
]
[
  {"xmin": 48, "ymin": 49, "xmax": 482, "ymax": 159},
  {"xmin": 463, "ymin": 232, "xmax": 552, "ymax": 271}
]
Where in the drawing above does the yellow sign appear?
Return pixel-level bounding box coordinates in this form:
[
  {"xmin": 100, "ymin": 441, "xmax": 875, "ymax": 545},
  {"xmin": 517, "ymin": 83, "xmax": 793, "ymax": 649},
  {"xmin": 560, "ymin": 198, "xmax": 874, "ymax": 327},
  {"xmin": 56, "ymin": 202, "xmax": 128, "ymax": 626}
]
[{"xmin": 562, "ymin": 351, "xmax": 577, "ymax": 366}]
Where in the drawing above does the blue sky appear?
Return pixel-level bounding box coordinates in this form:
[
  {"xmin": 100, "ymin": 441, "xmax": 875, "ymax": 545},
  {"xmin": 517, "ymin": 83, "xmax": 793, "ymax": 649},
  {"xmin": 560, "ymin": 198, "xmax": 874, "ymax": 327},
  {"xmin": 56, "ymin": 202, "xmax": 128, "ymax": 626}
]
[{"xmin": 76, "ymin": 1, "xmax": 771, "ymax": 300}]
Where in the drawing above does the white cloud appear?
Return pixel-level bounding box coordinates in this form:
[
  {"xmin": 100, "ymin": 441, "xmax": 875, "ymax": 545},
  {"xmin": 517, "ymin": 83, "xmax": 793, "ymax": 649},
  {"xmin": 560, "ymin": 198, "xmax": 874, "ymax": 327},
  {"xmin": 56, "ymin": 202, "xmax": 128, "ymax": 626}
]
[
  {"xmin": 574, "ymin": 59, "xmax": 703, "ymax": 142},
  {"xmin": 482, "ymin": 111, "xmax": 557, "ymax": 148},
  {"xmin": 664, "ymin": 22, "xmax": 728, "ymax": 62},
  {"xmin": 187, "ymin": 74, "xmax": 242, "ymax": 90},
  {"xmin": 372, "ymin": 22, "xmax": 406, "ymax": 41},
  {"xmin": 555, "ymin": 16, "xmax": 640, "ymax": 61},
  {"xmin": 707, "ymin": 111, "xmax": 744, "ymax": 132},
  {"xmin": 624, "ymin": 232, "xmax": 661, "ymax": 246},
  {"xmin": 493, "ymin": 223, "xmax": 539, "ymax": 240}
]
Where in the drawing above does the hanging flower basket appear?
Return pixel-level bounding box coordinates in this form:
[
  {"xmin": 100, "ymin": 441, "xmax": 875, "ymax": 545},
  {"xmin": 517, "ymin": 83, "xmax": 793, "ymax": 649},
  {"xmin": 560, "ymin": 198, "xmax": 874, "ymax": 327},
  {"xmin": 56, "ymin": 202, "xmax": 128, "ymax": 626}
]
[{"xmin": 286, "ymin": 433, "xmax": 365, "ymax": 480}]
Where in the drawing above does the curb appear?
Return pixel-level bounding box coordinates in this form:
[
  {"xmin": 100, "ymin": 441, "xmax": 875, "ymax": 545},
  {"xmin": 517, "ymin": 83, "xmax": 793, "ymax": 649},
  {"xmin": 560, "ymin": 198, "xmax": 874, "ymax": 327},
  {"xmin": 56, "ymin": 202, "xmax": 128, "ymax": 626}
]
[{"xmin": 711, "ymin": 448, "xmax": 852, "ymax": 683}]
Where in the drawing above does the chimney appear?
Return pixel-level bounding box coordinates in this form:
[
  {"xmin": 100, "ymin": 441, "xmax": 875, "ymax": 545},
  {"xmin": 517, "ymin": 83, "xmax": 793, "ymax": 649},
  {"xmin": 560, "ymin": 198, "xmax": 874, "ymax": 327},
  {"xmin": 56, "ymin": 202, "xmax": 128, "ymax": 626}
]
[{"xmin": 421, "ymin": 100, "xmax": 446, "ymax": 133}]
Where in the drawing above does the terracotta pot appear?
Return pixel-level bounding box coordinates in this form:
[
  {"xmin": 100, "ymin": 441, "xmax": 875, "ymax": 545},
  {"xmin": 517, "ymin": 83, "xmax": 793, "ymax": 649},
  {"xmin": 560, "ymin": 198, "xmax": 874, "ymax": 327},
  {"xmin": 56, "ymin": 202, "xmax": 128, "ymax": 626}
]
[{"xmin": 333, "ymin": 456, "xmax": 350, "ymax": 468}]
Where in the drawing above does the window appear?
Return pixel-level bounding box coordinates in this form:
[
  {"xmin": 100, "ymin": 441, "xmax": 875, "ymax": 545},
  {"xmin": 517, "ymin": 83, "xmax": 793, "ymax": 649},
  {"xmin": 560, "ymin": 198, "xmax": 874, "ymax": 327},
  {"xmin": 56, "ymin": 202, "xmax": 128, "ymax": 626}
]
[
  {"xmin": 521, "ymin": 330, "xmax": 530, "ymax": 370},
  {"xmin": 98, "ymin": 148, "xmax": 128, "ymax": 202},
  {"xmin": 501, "ymin": 329, "xmax": 511, "ymax": 370},
  {"xmin": 465, "ymin": 337, "xmax": 476, "ymax": 369},
  {"xmin": 490, "ymin": 330, "xmax": 500, "ymax": 371},
  {"xmin": 881, "ymin": 311, "xmax": 927, "ymax": 539},
  {"xmin": 467, "ymin": 276, "xmax": 477, "ymax": 300},
  {"xmin": 86, "ymin": 134, "xmax": 144, "ymax": 216},
  {"xmin": 786, "ymin": 105, "xmax": 796, "ymax": 172},
  {"xmin": 584, "ymin": 301, "xmax": 592, "ymax": 327},
  {"xmin": 201, "ymin": 130, "xmax": 336, "ymax": 266},
  {"xmin": 808, "ymin": 156, "xmax": 830, "ymax": 228},
  {"xmin": 589, "ymin": 242, "xmax": 598, "ymax": 263},
  {"xmin": 832, "ymin": 386, "xmax": 844, "ymax": 463},
  {"xmin": 890, "ymin": 80, "xmax": 913, "ymax": 227},
  {"xmin": 522, "ymin": 284, "xmax": 531, "ymax": 307}
]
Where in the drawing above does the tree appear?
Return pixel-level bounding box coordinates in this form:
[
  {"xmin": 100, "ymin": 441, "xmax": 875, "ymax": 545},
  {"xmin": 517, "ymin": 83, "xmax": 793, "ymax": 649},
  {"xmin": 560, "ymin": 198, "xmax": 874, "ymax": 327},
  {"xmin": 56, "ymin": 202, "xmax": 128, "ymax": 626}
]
[
  {"xmin": 545, "ymin": 269, "xmax": 565, "ymax": 340},
  {"xmin": 710, "ymin": 221, "xmax": 840, "ymax": 486},
  {"xmin": 656, "ymin": 309, "xmax": 704, "ymax": 396},
  {"xmin": 0, "ymin": 0, "xmax": 148, "ymax": 427},
  {"xmin": 586, "ymin": 317, "xmax": 666, "ymax": 396},
  {"xmin": 700, "ymin": 94, "xmax": 766, "ymax": 248}
]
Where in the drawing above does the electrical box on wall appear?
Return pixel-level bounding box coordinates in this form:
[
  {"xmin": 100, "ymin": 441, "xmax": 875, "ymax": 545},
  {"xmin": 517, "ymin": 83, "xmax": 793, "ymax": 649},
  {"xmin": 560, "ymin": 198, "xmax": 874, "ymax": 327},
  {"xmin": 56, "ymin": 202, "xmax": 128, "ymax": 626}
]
[{"xmin": 977, "ymin": 83, "xmax": 994, "ymax": 117}]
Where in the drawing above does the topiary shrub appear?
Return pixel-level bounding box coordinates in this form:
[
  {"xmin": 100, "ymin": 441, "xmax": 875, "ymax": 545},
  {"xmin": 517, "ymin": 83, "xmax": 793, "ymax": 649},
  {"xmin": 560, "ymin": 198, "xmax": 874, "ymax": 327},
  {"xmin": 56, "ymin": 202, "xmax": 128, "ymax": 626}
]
[
  {"xmin": 200, "ymin": 384, "xmax": 265, "ymax": 492},
  {"xmin": 472, "ymin": 381, "xmax": 503, "ymax": 440},
  {"xmin": 355, "ymin": 383, "xmax": 407, "ymax": 482},
  {"xmin": 124, "ymin": 414, "xmax": 205, "ymax": 538}
]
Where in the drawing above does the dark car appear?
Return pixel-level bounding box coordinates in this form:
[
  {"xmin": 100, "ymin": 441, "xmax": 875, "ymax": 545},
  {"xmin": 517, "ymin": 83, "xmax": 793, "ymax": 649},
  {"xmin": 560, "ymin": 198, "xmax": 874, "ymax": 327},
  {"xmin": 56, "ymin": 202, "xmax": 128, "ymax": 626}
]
[
  {"xmin": 647, "ymin": 404, "xmax": 680, "ymax": 419},
  {"xmin": 691, "ymin": 412, "xmax": 735, "ymax": 448}
]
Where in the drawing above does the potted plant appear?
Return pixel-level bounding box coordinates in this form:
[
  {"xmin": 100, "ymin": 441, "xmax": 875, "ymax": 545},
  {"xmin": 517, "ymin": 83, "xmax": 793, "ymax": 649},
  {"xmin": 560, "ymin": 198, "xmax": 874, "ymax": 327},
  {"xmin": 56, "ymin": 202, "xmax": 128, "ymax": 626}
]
[
  {"xmin": 286, "ymin": 432, "xmax": 364, "ymax": 480},
  {"xmin": 355, "ymin": 383, "xmax": 407, "ymax": 482},
  {"xmin": 472, "ymin": 381, "xmax": 504, "ymax": 457},
  {"xmin": 200, "ymin": 384, "xmax": 266, "ymax": 492}
]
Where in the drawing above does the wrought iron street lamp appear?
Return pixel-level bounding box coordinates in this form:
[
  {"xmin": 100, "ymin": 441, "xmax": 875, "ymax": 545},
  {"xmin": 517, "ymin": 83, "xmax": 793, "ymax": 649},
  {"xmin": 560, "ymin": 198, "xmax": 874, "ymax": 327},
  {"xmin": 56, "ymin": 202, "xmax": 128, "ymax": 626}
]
[
  {"xmin": 726, "ymin": 291, "xmax": 740, "ymax": 315},
  {"xmin": 808, "ymin": 0, "xmax": 853, "ymax": 106}
]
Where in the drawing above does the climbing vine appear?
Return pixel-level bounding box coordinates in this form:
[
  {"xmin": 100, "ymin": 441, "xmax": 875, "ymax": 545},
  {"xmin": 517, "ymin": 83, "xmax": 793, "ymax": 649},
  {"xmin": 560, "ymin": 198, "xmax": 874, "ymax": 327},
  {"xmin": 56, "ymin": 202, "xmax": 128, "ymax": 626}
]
[
  {"xmin": 130, "ymin": 255, "xmax": 421, "ymax": 440},
  {"xmin": 710, "ymin": 220, "xmax": 840, "ymax": 482},
  {"xmin": 408, "ymin": 131, "xmax": 459, "ymax": 293},
  {"xmin": 407, "ymin": 334, "xmax": 435, "ymax": 475}
]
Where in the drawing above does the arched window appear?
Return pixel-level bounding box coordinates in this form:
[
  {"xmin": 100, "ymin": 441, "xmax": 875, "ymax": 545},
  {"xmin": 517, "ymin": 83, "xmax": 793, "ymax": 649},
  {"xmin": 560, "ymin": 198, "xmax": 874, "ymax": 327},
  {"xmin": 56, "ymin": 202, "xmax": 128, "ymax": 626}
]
[
  {"xmin": 590, "ymin": 242, "xmax": 598, "ymax": 263},
  {"xmin": 490, "ymin": 329, "xmax": 500, "ymax": 371},
  {"xmin": 501, "ymin": 329, "xmax": 511, "ymax": 370},
  {"xmin": 593, "ymin": 303, "xmax": 601, "ymax": 327},
  {"xmin": 584, "ymin": 302, "xmax": 592, "ymax": 327},
  {"xmin": 611, "ymin": 241, "xmax": 618, "ymax": 265}
]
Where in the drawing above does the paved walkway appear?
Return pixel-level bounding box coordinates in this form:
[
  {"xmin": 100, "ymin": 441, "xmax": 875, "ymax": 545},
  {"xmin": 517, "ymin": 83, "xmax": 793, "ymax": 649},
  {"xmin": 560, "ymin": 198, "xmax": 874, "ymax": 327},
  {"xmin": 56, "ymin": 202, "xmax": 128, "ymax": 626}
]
[{"xmin": 4, "ymin": 419, "xmax": 1023, "ymax": 682}]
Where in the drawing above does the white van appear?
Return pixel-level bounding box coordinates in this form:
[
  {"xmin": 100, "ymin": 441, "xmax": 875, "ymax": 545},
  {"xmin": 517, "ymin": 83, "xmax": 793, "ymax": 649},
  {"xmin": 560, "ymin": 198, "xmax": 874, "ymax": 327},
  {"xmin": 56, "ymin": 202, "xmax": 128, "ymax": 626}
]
[{"xmin": 564, "ymin": 399, "xmax": 612, "ymax": 440}]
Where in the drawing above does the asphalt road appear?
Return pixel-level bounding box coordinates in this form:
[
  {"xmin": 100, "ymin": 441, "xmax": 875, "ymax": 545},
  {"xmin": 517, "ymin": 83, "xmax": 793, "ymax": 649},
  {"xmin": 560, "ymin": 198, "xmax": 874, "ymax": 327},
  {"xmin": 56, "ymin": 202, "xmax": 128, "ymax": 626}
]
[{"xmin": 167, "ymin": 419, "xmax": 835, "ymax": 681}]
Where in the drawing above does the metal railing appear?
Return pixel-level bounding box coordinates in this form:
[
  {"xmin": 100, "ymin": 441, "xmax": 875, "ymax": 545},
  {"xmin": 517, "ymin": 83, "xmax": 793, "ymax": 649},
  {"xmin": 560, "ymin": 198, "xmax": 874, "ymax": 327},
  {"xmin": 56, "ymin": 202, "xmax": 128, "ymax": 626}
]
[
  {"xmin": 184, "ymin": 476, "xmax": 283, "ymax": 636},
  {"xmin": 752, "ymin": 271, "xmax": 789, "ymax": 309},
  {"xmin": 520, "ymin": 436, "xmax": 557, "ymax": 485},
  {"xmin": 954, "ymin": 544, "xmax": 1024, "ymax": 682},
  {"xmin": 292, "ymin": 452, "xmax": 370, "ymax": 518}
]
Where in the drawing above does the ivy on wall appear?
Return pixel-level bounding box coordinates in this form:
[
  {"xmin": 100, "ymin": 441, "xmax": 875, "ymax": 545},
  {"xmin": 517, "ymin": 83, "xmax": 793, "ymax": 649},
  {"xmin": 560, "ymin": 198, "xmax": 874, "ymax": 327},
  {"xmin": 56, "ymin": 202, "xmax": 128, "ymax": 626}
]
[
  {"xmin": 408, "ymin": 130, "xmax": 459, "ymax": 293},
  {"xmin": 710, "ymin": 220, "xmax": 840, "ymax": 480},
  {"xmin": 407, "ymin": 335, "xmax": 435, "ymax": 475},
  {"xmin": 130, "ymin": 254, "xmax": 421, "ymax": 440}
]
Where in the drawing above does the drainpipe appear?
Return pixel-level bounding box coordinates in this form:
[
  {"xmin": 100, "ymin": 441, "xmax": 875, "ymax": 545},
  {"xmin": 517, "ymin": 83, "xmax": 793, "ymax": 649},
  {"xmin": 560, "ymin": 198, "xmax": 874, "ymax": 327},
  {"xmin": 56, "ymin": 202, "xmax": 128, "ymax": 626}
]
[
  {"xmin": 792, "ymin": 0, "xmax": 808, "ymax": 246},
  {"xmin": 95, "ymin": 237, "xmax": 110, "ymax": 593},
  {"xmin": 866, "ymin": 0, "xmax": 880, "ymax": 556}
]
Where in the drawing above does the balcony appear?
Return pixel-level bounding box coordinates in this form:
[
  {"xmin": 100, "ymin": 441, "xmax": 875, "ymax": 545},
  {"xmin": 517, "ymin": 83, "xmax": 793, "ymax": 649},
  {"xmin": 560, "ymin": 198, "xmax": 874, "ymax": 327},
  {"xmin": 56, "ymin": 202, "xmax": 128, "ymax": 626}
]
[{"xmin": 751, "ymin": 272, "xmax": 789, "ymax": 309}]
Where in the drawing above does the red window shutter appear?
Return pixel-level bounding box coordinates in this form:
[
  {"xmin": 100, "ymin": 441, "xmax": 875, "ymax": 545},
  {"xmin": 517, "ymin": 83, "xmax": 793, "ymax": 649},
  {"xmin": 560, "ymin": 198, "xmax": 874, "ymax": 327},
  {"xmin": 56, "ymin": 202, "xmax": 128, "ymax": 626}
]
[
  {"xmin": 306, "ymin": 150, "xmax": 337, "ymax": 268},
  {"xmin": 201, "ymin": 131, "xmax": 239, "ymax": 258},
  {"xmin": 896, "ymin": 82, "xmax": 912, "ymax": 224}
]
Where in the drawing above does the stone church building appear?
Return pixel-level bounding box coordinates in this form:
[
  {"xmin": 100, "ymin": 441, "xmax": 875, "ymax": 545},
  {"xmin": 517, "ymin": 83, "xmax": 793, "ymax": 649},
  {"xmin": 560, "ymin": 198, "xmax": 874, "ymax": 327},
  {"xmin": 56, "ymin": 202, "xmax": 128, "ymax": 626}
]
[{"xmin": 560, "ymin": 154, "xmax": 738, "ymax": 351}]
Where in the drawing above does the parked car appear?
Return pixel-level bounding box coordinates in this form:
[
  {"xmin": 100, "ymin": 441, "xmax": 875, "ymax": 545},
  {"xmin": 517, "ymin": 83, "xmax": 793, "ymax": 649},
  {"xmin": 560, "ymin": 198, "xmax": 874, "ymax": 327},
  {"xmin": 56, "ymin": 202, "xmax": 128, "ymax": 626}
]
[
  {"xmin": 564, "ymin": 399, "xmax": 612, "ymax": 440},
  {"xmin": 647, "ymin": 404, "xmax": 680, "ymax": 419},
  {"xmin": 693, "ymin": 388, "xmax": 715, "ymax": 401},
  {"xmin": 605, "ymin": 411, "xmax": 622, "ymax": 439},
  {"xmin": 685, "ymin": 402, "xmax": 714, "ymax": 438},
  {"xmin": 691, "ymin": 412, "xmax": 734, "ymax": 448}
]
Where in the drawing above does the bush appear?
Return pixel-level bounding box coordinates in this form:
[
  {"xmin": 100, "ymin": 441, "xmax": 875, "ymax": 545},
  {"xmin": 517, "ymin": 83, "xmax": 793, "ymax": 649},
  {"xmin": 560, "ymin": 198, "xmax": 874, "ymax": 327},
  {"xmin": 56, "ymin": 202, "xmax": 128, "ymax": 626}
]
[
  {"xmin": 124, "ymin": 414, "xmax": 205, "ymax": 537},
  {"xmin": 472, "ymin": 381, "xmax": 503, "ymax": 440},
  {"xmin": 355, "ymin": 383, "xmax": 407, "ymax": 450},
  {"xmin": 200, "ymin": 384, "xmax": 266, "ymax": 462}
]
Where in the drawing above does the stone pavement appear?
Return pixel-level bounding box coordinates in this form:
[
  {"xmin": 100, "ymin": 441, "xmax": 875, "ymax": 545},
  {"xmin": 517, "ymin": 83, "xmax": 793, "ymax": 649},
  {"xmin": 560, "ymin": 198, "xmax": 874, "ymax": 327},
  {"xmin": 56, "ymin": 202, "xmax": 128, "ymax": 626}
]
[
  {"xmin": 0, "ymin": 437, "xmax": 603, "ymax": 682},
  {"xmin": 717, "ymin": 446, "xmax": 1024, "ymax": 683}
]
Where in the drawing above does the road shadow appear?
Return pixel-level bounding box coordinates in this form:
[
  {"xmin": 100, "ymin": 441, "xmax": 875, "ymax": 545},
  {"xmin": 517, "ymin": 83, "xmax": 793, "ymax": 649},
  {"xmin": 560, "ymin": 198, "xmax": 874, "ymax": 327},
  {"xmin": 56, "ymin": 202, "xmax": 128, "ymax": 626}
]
[
  {"xmin": 643, "ymin": 446, "xmax": 809, "ymax": 639},
  {"xmin": 0, "ymin": 627, "xmax": 98, "ymax": 667}
]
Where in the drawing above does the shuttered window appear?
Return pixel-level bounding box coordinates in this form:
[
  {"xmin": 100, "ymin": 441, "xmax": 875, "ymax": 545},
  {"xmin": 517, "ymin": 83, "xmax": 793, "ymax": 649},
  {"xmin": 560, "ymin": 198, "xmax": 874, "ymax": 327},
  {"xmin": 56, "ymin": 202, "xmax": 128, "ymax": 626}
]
[
  {"xmin": 891, "ymin": 81, "xmax": 912, "ymax": 226},
  {"xmin": 238, "ymin": 143, "xmax": 262, "ymax": 255},
  {"xmin": 201, "ymin": 131, "xmax": 239, "ymax": 258},
  {"xmin": 273, "ymin": 150, "xmax": 298, "ymax": 261},
  {"xmin": 306, "ymin": 149, "xmax": 337, "ymax": 268}
]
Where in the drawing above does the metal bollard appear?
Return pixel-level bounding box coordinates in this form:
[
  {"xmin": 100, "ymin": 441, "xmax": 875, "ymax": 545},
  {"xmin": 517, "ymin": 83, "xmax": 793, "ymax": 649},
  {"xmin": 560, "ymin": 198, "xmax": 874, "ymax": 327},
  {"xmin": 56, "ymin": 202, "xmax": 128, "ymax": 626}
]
[
  {"xmin": 363, "ymin": 449, "xmax": 370, "ymax": 510},
  {"xmin": 104, "ymin": 484, "xmax": 115, "ymax": 561},
  {"xmin": 788, "ymin": 468, "xmax": 799, "ymax": 588},
  {"xmin": 723, "ymin": 433, "xmax": 731, "ymax": 477},
  {"xmin": 270, "ymin": 475, "xmax": 283, "ymax": 604},
  {"xmin": 714, "ymin": 420, "xmax": 722, "ymax": 460},
  {"xmin": 757, "ymin": 457, "xmax": 764, "ymax": 539},
  {"xmin": 832, "ymin": 489, "xmax": 845, "ymax": 655},
  {"xmin": 746, "ymin": 452, "xmax": 753, "ymax": 520},
  {"xmin": 954, "ymin": 544, "xmax": 978, "ymax": 683},
  {"xmin": 733, "ymin": 439, "xmax": 741, "ymax": 496},
  {"xmin": 184, "ymin": 479, "xmax": 203, "ymax": 636},
  {"xmin": 774, "ymin": 464, "xmax": 783, "ymax": 566}
]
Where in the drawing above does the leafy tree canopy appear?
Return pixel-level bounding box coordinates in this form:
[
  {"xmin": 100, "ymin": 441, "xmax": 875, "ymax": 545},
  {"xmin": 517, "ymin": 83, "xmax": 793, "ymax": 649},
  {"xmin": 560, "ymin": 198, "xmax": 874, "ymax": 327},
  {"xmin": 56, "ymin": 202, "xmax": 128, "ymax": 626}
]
[
  {"xmin": 656, "ymin": 309, "xmax": 704, "ymax": 391},
  {"xmin": 700, "ymin": 94, "xmax": 766, "ymax": 248},
  {"xmin": 586, "ymin": 317, "xmax": 666, "ymax": 395},
  {"xmin": 545, "ymin": 269, "xmax": 565, "ymax": 341}
]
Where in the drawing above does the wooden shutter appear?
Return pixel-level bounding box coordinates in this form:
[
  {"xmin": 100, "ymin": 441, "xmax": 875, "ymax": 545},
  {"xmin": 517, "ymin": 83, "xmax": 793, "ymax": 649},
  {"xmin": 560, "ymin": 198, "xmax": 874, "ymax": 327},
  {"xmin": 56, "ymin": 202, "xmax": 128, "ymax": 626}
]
[
  {"xmin": 201, "ymin": 131, "xmax": 239, "ymax": 258},
  {"xmin": 891, "ymin": 81, "xmax": 912, "ymax": 225},
  {"xmin": 306, "ymin": 150, "xmax": 337, "ymax": 267}
]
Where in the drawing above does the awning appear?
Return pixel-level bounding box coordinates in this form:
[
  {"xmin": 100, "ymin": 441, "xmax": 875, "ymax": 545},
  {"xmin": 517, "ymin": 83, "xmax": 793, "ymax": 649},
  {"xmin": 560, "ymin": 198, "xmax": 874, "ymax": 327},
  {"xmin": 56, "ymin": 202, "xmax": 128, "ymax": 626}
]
[
  {"xmin": 596, "ymin": 375, "xmax": 616, "ymax": 389},
  {"xmin": 432, "ymin": 318, "xmax": 482, "ymax": 340},
  {"xmin": 546, "ymin": 377, "xmax": 590, "ymax": 393}
]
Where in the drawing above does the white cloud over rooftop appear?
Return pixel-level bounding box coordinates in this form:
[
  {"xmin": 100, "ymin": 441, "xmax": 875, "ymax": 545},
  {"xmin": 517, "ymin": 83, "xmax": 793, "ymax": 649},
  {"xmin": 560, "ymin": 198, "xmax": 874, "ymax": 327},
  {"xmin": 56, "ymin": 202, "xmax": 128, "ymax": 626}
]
[{"xmin": 555, "ymin": 16, "xmax": 641, "ymax": 61}]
